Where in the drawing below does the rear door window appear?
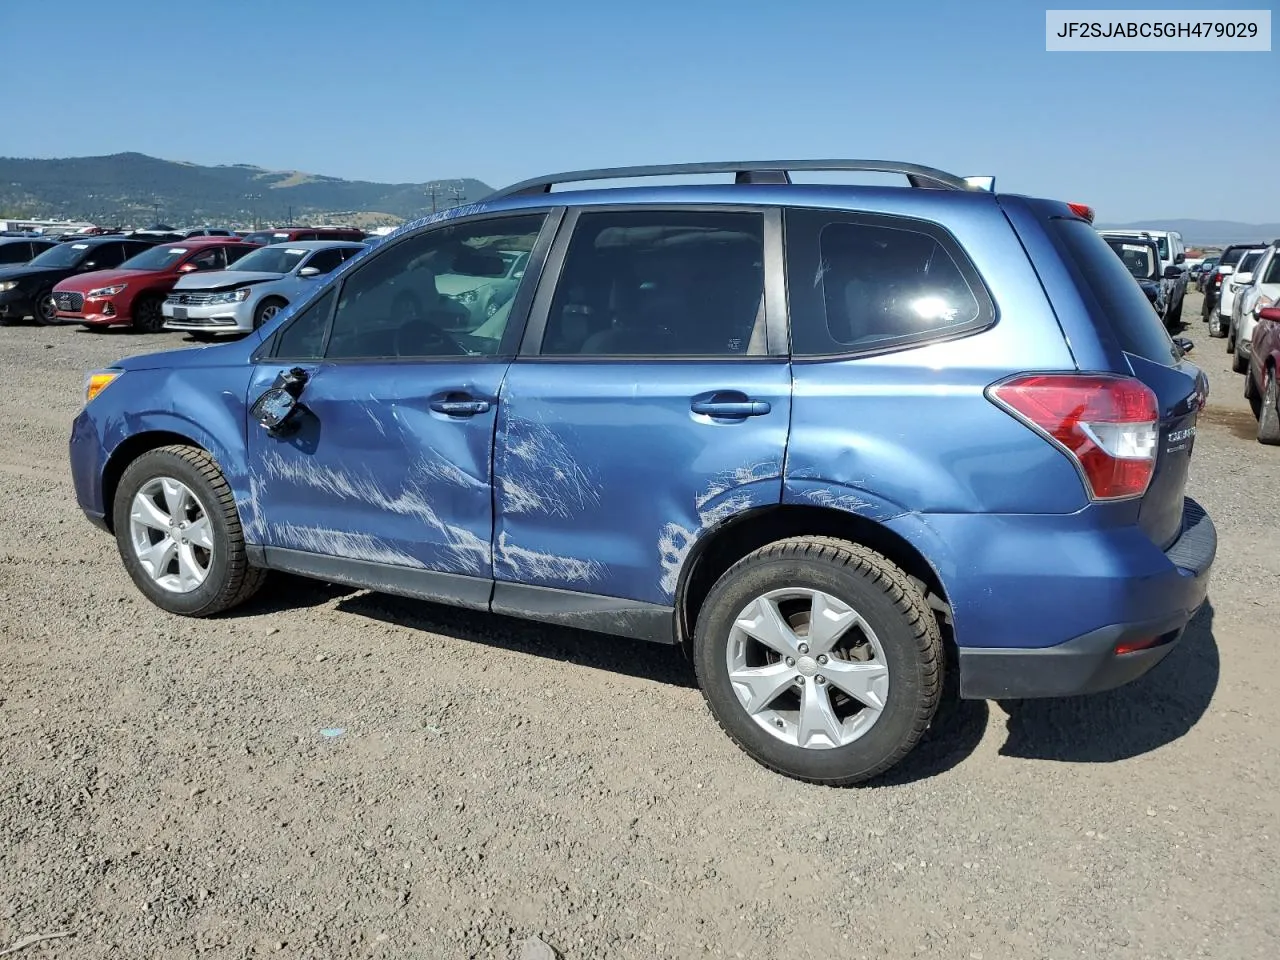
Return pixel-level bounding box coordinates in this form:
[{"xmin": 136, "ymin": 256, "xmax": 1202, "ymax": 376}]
[
  {"xmin": 1049, "ymin": 218, "xmax": 1176, "ymax": 364},
  {"xmin": 786, "ymin": 209, "xmax": 992, "ymax": 356}
]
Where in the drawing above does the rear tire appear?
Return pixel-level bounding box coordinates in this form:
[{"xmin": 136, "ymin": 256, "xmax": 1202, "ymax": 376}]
[
  {"xmin": 1232, "ymin": 348, "xmax": 1248, "ymax": 374},
  {"xmin": 112, "ymin": 445, "xmax": 267, "ymax": 616},
  {"xmin": 1245, "ymin": 370, "xmax": 1262, "ymax": 418},
  {"xmin": 133, "ymin": 294, "xmax": 165, "ymax": 333},
  {"xmin": 692, "ymin": 536, "xmax": 943, "ymax": 786},
  {"xmin": 1208, "ymin": 307, "xmax": 1226, "ymax": 338},
  {"xmin": 1259, "ymin": 368, "xmax": 1280, "ymax": 446}
]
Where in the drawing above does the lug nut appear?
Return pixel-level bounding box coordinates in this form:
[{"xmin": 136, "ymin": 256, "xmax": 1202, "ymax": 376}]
[
  {"xmin": 795, "ymin": 676, "xmax": 805, "ymax": 685},
  {"xmin": 785, "ymin": 657, "xmax": 795, "ymax": 667},
  {"xmin": 816, "ymin": 675, "xmax": 826, "ymax": 685},
  {"xmin": 817, "ymin": 655, "xmax": 828, "ymax": 665},
  {"xmin": 798, "ymin": 643, "xmax": 809, "ymax": 655}
]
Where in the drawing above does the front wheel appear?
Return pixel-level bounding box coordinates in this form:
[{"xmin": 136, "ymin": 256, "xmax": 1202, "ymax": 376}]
[
  {"xmin": 132, "ymin": 294, "xmax": 165, "ymax": 333},
  {"xmin": 112, "ymin": 445, "xmax": 267, "ymax": 616},
  {"xmin": 254, "ymin": 297, "xmax": 288, "ymax": 329},
  {"xmin": 1208, "ymin": 307, "xmax": 1226, "ymax": 338},
  {"xmin": 693, "ymin": 536, "xmax": 943, "ymax": 786},
  {"xmin": 1246, "ymin": 369, "xmax": 1262, "ymax": 418},
  {"xmin": 1232, "ymin": 347, "xmax": 1249, "ymax": 374},
  {"xmin": 32, "ymin": 288, "xmax": 57, "ymax": 325}
]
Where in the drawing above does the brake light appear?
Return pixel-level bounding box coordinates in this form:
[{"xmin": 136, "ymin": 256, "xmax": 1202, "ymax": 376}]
[
  {"xmin": 988, "ymin": 374, "xmax": 1160, "ymax": 500},
  {"xmin": 1067, "ymin": 202, "xmax": 1095, "ymax": 223}
]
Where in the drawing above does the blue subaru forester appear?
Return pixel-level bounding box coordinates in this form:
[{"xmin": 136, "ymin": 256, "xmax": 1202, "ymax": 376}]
[{"xmin": 70, "ymin": 160, "xmax": 1217, "ymax": 785}]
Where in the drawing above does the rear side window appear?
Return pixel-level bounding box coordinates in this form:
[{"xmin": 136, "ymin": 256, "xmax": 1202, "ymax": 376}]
[
  {"xmin": 1050, "ymin": 218, "xmax": 1176, "ymax": 364},
  {"xmin": 786, "ymin": 209, "xmax": 991, "ymax": 356}
]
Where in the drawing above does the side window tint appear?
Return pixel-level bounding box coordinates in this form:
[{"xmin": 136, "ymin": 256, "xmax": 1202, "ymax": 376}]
[
  {"xmin": 541, "ymin": 210, "xmax": 766, "ymax": 357},
  {"xmin": 96, "ymin": 244, "xmax": 124, "ymax": 268},
  {"xmin": 323, "ymin": 214, "xmax": 545, "ymax": 361},
  {"xmin": 225, "ymin": 244, "xmax": 253, "ymax": 266},
  {"xmin": 787, "ymin": 210, "xmax": 990, "ymax": 356},
  {"xmin": 274, "ymin": 289, "xmax": 336, "ymax": 360},
  {"xmin": 189, "ymin": 248, "xmax": 223, "ymax": 270}
]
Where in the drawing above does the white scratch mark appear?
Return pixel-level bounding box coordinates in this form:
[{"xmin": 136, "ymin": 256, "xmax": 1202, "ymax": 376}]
[
  {"xmin": 258, "ymin": 450, "xmax": 488, "ymax": 574},
  {"xmin": 499, "ymin": 417, "xmax": 600, "ymax": 518},
  {"xmin": 802, "ymin": 488, "xmax": 877, "ymax": 512},
  {"xmin": 268, "ymin": 523, "xmax": 426, "ymax": 568},
  {"xmin": 362, "ymin": 404, "xmax": 388, "ymax": 437},
  {"xmin": 657, "ymin": 460, "xmax": 781, "ymax": 597},
  {"xmin": 497, "ymin": 532, "xmax": 602, "ymax": 584}
]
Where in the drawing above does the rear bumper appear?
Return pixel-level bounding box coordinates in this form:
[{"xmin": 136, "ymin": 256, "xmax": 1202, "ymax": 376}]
[{"xmin": 956, "ymin": 498, "xmax": 1217, "ymax": 700}]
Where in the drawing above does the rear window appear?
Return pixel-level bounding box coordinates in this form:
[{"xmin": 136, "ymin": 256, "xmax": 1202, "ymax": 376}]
[{"xmin": 1051, "ymin": 218, "xmax": 1176, "ymax": 364}]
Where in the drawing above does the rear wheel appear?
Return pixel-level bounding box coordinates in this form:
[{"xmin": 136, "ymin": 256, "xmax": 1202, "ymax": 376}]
[
  {"xmin": 1209, "ymin": 306, "xmax": 1226, "ymax": 338},
  {"xmin": 1259, "ymin": 368, "xmax": 1280, "ymax": 445},
  {"xmin": 1245, "ymin": 369, "xmax": 1262, "ymax": 418},
  {"xmin": 112, "ymin": 445, "xmax": 267, "ymax": 616},
  {"xmin": 254, "ymin": 297, "xmax": 287, "ymax": 329},
  {"xmin": 1232, "ymin": 346, "xmax": 1249, "ymax": 374},
  {"xmin": 133, "ymin": 294, "xmax": 165, "ymax": 333},
  {"xmin": 692, "ymin": 536, "xmax": 942, "ymax": 786},
  {"xmin": 32, "ymin": 288, "xmax": 57, "ymax": 325}
]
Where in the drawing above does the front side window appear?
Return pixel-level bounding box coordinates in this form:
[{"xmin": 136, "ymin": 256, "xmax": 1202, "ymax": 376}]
[
  {"xmin": 187, "ymin": 247, "xmax": 225, "ymax": 271},
  {"xmin": 539, "ymin": 210, "xmax": 766, "ymax": 357},
  {"xmin": 273, "ymin": 289, "xmax": 336, "ymax": 360},
  {"xmin": 303, "ymin": 248, "xmax": 346, "ymax": 275},
  {"xmin": 788, "ymin": 210, "xmax": 989, "ymax": 355},
  {"xmin": 323, "ymin": 213, "xmax": 546, "ymax": 360}
]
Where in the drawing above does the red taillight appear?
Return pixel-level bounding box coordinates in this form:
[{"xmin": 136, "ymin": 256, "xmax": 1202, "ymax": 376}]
[
  {"xmin": 1067, "ymin": 202, "xmax": 1095, "ymax": 223},
  {"xmin": 989, "ymin": 374, "xmax": 1160, "ymax": 501}
]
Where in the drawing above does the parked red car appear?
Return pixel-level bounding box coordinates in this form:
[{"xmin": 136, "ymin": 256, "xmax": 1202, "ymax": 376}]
[
  {"xmin": 52, "ymin": 238, "xmax": 258, "ymax": 332},
  {"xmin": 1246, "ymin": 305, "xmax": 1280, "ymax": 444}
]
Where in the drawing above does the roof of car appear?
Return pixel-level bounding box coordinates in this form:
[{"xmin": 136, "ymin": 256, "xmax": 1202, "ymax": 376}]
[{"xmin": 261, "ymin": 240, "xmax": 368, "ymax": 250}]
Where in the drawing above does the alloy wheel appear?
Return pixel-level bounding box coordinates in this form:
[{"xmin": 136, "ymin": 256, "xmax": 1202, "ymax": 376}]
[
  {"xmin": 725, "ymin": 587, "xmax": 889, "ymax": 750},
  {"xmin": 128, "ymin": 477, "xmax": 214, "ymax": 593}
]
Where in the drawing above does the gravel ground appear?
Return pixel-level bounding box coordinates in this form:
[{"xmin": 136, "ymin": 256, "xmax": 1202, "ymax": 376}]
[{"xmin": 2, "ymin": 292, "xmax": 1277, "ymax": 960}]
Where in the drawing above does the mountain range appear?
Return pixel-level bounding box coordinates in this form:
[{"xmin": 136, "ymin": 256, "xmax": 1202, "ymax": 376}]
[
  {"xmin": 1096, "ymin": 219, "xmax": 1280, "ymax": 247},
  {"xmin": 0, "ymin": 153, "xmax": 492, "ymax": 227}
]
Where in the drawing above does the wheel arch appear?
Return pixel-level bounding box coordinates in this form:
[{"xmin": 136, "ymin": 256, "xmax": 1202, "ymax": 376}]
[
  {"xmin": 674, "ymin": 504, "xmax": 954, "ymax": 652},
  {"xmin": 101, "ymin": 431, "xmax": 208, "ymax": 532}
]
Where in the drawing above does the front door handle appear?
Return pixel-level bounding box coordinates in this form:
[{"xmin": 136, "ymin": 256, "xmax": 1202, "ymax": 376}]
[
  {"xmin": 690, "ymin": 399, "xmax": 772, "ymax": 418},
  {"xmin": 430, "ymin": 398, "xmax": 491, "ymax": 416}
]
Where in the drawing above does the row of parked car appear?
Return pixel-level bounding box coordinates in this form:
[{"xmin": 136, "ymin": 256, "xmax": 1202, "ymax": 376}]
[
  {"xmin": 1095, "ymin": 228, "xmax": 1190, "ymax": 331},
  {"xmin": 0, "ymin": 223, "xmax": 527, "ymax": 338},
  {"xmin": 1192, "ymin": 240, "xmax": 1280, "ymax": 444}
]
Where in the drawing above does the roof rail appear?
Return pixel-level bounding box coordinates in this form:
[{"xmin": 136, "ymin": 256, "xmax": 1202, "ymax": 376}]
[{"xmin": 484, "ymin": 160, "xmax": 995, "ymax": 200}]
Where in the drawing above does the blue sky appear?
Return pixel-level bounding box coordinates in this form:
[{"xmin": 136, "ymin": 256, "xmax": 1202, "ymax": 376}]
[{"xmin": 3, "ymin": 0, "xmax": 1275, "ymax": 222}]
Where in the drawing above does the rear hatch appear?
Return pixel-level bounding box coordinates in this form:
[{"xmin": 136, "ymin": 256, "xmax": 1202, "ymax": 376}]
[{"xmin": 1009, "ymin": 202, "xmax": 1203, "ymax": 549}]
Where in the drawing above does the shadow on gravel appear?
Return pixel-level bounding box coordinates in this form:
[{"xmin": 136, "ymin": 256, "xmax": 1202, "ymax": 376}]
[
  {"xmin": 234, "ymin": 572, "xmax": 359, "ymax": 613},
  {"xmin": 335, "ymin": 592, "xmax": 698, "ymax": 689},
  {"xmin": 996, "ymin": 600, "xmax": 1219, "ymax": 764}
]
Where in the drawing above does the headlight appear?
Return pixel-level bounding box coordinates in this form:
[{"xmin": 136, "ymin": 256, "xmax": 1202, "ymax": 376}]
[
  {"xmin": 454, "ymin": 289, "xmax": 478, "ymax": 304},
  {"xmin": 87, "ymin": 284, "xmax": 127, "ymax": 298},
  {"xmin": 84, "ymin": 369, "xmax": 123, "ymax": 404},
  {"xmin": 208, "ymin": 288, "xmax": 252, "ymax": 305},
  {"xmin": 0, "ymin": 280, "xmax": 17, "ymax": 292}
]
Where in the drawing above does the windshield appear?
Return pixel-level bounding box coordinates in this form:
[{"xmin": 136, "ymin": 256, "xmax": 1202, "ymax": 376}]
[
  {"xmin": 1153, "ymin": 236, "xmax": 1168, "ymax": 259},
  {"xmin": 229, "ymin": 246, "xmax": 308, "ymax": 274},
  {"xmin": 1221, "ymin": 247, "xmax": 1257, "ymax": 268},
  {"xmin": 119, "ymin": 245, "xmax": 189, "ymax": 271},
  {"xmin": 1105, "ymin": 239, "xmax": 1158, "ymax": 280},
  {"xmin": 1264, "ymin": 254, "xmax": 1280, "ymax": 285},
  {"xmin": 28, "ymin": 242, "xmax": 91, "ymax": 268}
]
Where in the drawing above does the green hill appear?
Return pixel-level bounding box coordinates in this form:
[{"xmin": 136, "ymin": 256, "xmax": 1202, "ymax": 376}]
[{"xmin": 0, "ymin": 152, "xmax": 492, "ymax": 227}]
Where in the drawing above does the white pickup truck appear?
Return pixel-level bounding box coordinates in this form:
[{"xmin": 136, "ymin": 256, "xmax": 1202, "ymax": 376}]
[{"xmin": 1098, "ymin": 228, "xmax": 1188, "ymax": 325}]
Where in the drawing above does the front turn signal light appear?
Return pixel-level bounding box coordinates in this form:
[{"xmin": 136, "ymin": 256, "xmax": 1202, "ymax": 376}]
[{"xmin": 85, "ymin": 370, "xmax": 122, "ymax": 404}]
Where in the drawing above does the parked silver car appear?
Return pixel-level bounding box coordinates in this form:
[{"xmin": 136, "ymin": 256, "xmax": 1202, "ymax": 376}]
[{"xmin": 161, "ymin": 240, "xmax": 367, "ymax": 336}]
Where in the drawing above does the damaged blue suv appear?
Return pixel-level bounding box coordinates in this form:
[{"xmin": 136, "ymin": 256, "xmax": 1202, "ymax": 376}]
[{"xmin": 70, "ymin": 160, "xmax": 1217, "ymax": 785}]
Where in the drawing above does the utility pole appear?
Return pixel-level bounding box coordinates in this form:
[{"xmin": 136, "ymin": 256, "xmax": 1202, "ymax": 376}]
[
  {"xmin": 427, "ymin": 184, "xmax": 440, "ymax": 214},
  {"xmin": 287, "ymin": 205, "xmax": 293, "ymax": 227},
  {"xmin": 243, "ymin": 193, "xmax": 262, "ymax": 228},
  {"xmin": 448, "ymin": 184, "xmax": 465, "ymax": 208}
]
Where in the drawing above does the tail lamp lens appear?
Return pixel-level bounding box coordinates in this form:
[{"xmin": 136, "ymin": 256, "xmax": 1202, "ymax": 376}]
[{"xmin": 989, "ymin": 374, "xmax": 1160, "ymax": 500}]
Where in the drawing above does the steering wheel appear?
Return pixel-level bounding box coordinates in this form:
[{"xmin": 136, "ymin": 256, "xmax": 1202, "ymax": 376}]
[{"xmin": 390, "ymin": 291, "xmax": 469, "ymax": 357}]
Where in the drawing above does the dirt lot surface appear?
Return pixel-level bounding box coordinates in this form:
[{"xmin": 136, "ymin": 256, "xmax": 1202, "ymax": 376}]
[{"xmin": 2, "ymin": 291, "xmax": 1278, "ymax": 960}]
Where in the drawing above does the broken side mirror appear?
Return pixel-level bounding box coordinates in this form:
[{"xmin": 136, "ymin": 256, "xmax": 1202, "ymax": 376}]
[
  {"xmin": 1173, "ymin": 336, "xmax": 1194, "ymax": 355},
  {"xmin": 250, "ymin": 366, "xmax": 310, "ymax": 435}
]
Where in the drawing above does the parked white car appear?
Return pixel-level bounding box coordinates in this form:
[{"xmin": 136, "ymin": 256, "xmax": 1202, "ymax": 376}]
[
  {"xmin": 162, "ymin": 240, "xmax": 367, "ymax": 337},
  {"xmin": 1230, "ymin": 242, "xmax": 1280, "ymax": 373},
  {"xmin": 1214, "ymin": 246, "xmax": 1267, "ymax": 339}
]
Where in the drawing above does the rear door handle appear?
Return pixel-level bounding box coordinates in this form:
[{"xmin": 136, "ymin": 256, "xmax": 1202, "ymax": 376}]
[
  {"xmin": 690, "ymin": 399, "xmax": 772, "ymax": 418},
  {"xmin": 430, "ymin": 398, "xmax": 491, "ymax": 416}
]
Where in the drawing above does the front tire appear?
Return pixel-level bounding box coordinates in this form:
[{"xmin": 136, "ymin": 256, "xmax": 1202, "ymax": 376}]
[
  {"xmin": 32, "ymin": 288, "xmax": 57, "ymax": 325},
  {"xmin": 133, "ymin": 295, "xmax": 165, "ymax": 333},
  {"xmin": 693, "ymin": 536, "xmax": 943, "ymax": 786},
  {"xmin": 1209, "ymin": 307, "xmax": 1226, "ymax": 338},
  {"xmin": 254, "ymin": 297, "xmax": 288, "ymax": 329},
  {"xmin": 112, "ymin": 445, "xmax": 266, "ymax": 616},
  {"xmin": 1232, "ymin": 347, "xmax": 1248, "ymax": 374},
  {"xmin": 1246, "ymin": 369, "xmax": 1262, "ymax": 418}
]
